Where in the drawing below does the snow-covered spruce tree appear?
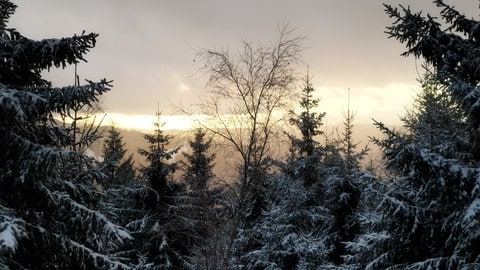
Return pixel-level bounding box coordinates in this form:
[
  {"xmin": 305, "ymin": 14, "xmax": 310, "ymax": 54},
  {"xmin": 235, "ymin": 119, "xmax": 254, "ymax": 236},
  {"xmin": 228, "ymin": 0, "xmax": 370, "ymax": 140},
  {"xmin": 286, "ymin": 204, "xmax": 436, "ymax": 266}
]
[
  {"xmin": 384, "ymin": 0, "xmax": 480, "ymax": 160},
  {"xmin": 0, "ymin": 1, "xmax": 131, "ymax": 268},
  {"xmin": 231, "ymin": 75, "xmax": 333, "ymax": 269},
  {"xmin": 101, "ymin": 179, "xmax": 152, "ymax": 267},
  {"xmin": 177, "ymin": 129, "xmax": 228, "ymax": 268},
  {"xmin": 182, "ymin": 129, "xmax": 215, "ymax": 191},
  {"xmin": 322, "ymin": 99, "xmax": 367, "ymax": 267},
  {"xmin": 346, "ymin": 69, "xmax": 478, "ymax": 269},
  {"xmin": 401, "ymin": 66, "xmax": 467, "ymax": 158},
  {"xmin": 138, "ymin": 111, "xmax": 178, "ymax": 197},
  {"xmin": 231, "ymin": 173, "xmax": 332, "ymax": 269},
  {"xmin": 101, "ymin": 125, "xmax": 136, "ymax": 186},
  {"xmin": 286, "ymin": 74, "xmax": 325, "ymax": 187},
  {"xmin": 136, "ymin": 111, "xmax": 197, "ymax": 268},
  {"xmin": 58, "ymin": 68, "xmax": 106, "ymax": 154}
]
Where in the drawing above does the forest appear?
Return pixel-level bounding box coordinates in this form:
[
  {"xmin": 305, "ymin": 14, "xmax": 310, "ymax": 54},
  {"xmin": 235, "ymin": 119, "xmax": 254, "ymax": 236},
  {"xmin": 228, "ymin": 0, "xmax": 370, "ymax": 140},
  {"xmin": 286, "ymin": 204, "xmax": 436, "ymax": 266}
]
[{"xmin": 1, "ymin": 0, "xmax": 480, "ymax": 269}]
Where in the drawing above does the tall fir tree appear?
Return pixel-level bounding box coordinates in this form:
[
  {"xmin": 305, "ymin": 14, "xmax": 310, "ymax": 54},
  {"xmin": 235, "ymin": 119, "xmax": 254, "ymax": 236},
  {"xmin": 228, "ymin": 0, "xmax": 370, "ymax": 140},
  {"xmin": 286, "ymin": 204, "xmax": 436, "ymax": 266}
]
[
  {"xmin": 138, "ymin": 110, "xmax": 178, "ymax": 197},
  {"xmin": 178, "ymin": 129, "xmax": 228, "ymax": 268},
  {"xmin": 0, "ymin": 1, "xmax": 131, "ymax": 268},
  {"xmin": 323, "ymin": 90, "xmax": 366, "ymax": 266},
  {"xmin": 101, "ymin": 125, "xmax": 136, "ymax": 185},
  {"xmin": 136, "ymin": 110, "xmax": 196, "ymax": 268},
  {"xmin": 182, "ymin": 129, "xmax": 215, "ymax": 192},
  {"xmin": 401, "ymin": 66, "xmax": 467, "ymax": 157},
  {"xmin": 370, "ymin": 2, "xmax": 480, "ymax": 266},
  {"xmin": 287, "ymin": 73, "xmax": 326, "ymax": 187},
  {"xmin": 233, "ymin": 75, "xmax": 369, "ymax": 269},
  {"xmin": 347, "ymin": 68, "xmax": 477, "ymax": 269},
  {"xmin": 340, "ymin": 89, "xmax": 367, "ymax": 172},
  {"xmin": 384, "ymin": 0, "xmax": 480, "ymax": 160},
  {"xmin": 347, "ymin": 3, "xmax": 480, "ymax": 267}
]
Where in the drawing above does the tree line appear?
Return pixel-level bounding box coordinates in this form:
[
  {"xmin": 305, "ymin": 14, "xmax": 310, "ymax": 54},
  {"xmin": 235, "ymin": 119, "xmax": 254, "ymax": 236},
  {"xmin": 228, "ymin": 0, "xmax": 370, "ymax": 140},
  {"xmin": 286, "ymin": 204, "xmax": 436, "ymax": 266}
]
[{"xmin": 0, "ymin": 0, "xmax": 479, "ymax": 269}]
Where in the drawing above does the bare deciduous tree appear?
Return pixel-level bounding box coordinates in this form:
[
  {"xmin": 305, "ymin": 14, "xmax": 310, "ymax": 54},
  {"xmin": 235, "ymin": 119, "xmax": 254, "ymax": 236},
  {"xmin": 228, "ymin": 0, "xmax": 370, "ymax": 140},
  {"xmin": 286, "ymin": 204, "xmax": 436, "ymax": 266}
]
[{"xmin": 197, "ymin": 24, "xmax": 304, "ymax": 223}]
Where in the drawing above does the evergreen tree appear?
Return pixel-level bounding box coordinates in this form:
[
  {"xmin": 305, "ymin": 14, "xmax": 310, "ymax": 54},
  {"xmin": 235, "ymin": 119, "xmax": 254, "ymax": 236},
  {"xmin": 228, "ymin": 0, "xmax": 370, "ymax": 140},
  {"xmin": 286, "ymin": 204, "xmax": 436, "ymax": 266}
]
[
  {"xmin": 324, "ymin": 95, "xmax": 366, "ymax": 266},
  {"xmin": 234, "ymin": 77, "xmax": 370, "ymax": 268},
  {"xmin": 346, "ymin": 3, "xmax": 480, "ymax": 267},
  {"xmin": 347, "ymin": 69, "xmax": 478, "ymax": 269},
  {"xmin": 401, "ymin": 66, "xmax": 467, "ymax": 157},
  {"xmin": 340, "ymin": 90, "xmax": 367, "ymax": 172},
  {"xmin": 232, "ymin": 173, "xmax": 331, "ymax": 269},
  {"xmin": 384, "ymin": 0, "xmax": 480, "ymax": 160},
  {"xmin": 138, "ymin": 111, "xmax": 178, "ymax": 197},
  {"xmin": 0, "ymin": 1, "xmax": 131, "ymax": 268},
  {"xmin": 182, "ymin": 129, "xmax": 215, "ymax": 192},
  {"xmin": 287, "ymin": 74, "xmax": 326, "ymax": 187},
  {"xmin": 178, "ymin": 129, "xmax": 229, "ymax": 268},
  {"xmin": 102, "ymin": 179, "xmax": 154, "ymax": 267},
  {"xmin": 118, "ymin": 154, "xmax": 136, "ymax": 183},
  {"xmin": 136, "ymin": 110, "xmax": 198, "ymax": 268},
  {"xmin": 101, "ymin": 125, "xmax": 136, "ymax": 185}
]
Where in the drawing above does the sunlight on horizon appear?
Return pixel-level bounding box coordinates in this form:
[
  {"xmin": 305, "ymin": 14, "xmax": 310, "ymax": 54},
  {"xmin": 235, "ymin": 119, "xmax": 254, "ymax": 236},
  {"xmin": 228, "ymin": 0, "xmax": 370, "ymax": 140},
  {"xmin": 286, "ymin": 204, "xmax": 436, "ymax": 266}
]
[
  {"xmin": 100, "ymin": 113, "xmax": 206, "ymax": 131},
  {"xmin": 98, "ymin": 82, "xmax": 419, "ymax": 131}
]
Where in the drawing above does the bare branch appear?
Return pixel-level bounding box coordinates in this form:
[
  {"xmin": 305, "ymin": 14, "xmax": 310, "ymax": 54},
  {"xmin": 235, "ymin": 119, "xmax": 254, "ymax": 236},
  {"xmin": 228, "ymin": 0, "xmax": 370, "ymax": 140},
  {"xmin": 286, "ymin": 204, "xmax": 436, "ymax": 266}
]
[{"xmin": 195, "ymin": 24, "xmax": 305, "ymax": 231}]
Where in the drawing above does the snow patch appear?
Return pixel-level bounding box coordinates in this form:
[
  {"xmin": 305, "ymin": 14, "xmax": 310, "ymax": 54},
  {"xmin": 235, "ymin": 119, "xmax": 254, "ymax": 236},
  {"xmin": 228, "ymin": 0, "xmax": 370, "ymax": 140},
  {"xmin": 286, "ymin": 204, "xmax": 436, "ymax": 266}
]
[{"xmin": 0, "ymin": 218, "xmax": 26, "ymax": 254}]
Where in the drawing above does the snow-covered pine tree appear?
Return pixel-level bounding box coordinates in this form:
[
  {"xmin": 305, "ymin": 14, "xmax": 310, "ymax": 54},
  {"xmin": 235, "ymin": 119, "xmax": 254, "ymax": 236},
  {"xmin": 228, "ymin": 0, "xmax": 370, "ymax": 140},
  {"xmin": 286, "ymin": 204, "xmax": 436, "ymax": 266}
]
[
  {"xmin": 232, "ymin": 74, "xmax": 342, "ymax": 269},
  {"xmin": 101, "ymin": 125, "xmax": 136, "ymax": 186},
  {"xmin": 361, "ymin": 2, "xmax": 480, "ymax": 267},
  {"xmin": 346, "ymin": 68, "xmax": 478, "ymax": 269},
  {"xmin": 0, "ymin": 1, "xmax": 131, "ymax": 268},
  {"xmin": 339, "ymin": 90, "xmax": 368, "ymax": 172}
]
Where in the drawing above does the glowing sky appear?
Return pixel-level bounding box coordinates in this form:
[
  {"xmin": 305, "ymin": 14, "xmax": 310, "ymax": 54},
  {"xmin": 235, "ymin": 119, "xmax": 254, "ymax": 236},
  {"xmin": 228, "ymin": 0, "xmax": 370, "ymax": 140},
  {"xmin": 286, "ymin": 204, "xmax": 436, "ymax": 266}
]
[{"xmin": 9, "ymin": 0, "xmax": 478, "ymax": 129}]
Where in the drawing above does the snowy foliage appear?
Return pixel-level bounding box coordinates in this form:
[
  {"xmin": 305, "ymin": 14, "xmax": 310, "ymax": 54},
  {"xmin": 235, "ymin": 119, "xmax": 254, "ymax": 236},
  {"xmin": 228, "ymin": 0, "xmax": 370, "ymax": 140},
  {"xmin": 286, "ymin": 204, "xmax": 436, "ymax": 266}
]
[
  {"xmin": 231, "ymin": 174, "xmax": 331, "ymax": 269},
  {"xmin": 385, "ymin": 0, "xmax": 480, "ymax": 158},
  {"xmin": 347, "ymin": 69, "xmax": 480, "ymax": 268},
  {"xmin": 138, "ymin": 111, "xmax": 179, "ymax": 196},
  {"xmin": 0, "ymin": 206, "xmax": 25, "ymax": 260},
  {"xmin": 101, "ymin": 125, "xmax": 136, "ymax": 185},
  {"xmin": 286, "ymin": 75, "xmax": 325, "ymax": 187},
  {"xmin": 0, "ymin": 1, "xmax": 131, "ymax": 268},
  {"xmin": 182, "ymin": 129, "xmax": 215, "ymax": 192}
]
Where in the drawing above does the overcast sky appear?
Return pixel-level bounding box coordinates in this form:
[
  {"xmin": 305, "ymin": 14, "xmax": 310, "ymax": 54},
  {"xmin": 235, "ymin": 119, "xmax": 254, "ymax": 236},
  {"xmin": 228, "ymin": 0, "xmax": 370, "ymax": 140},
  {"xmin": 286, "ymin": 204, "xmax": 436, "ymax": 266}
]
[{"xmin": 9, "ymin": 0, "xmax": 478, "ymax": 125}]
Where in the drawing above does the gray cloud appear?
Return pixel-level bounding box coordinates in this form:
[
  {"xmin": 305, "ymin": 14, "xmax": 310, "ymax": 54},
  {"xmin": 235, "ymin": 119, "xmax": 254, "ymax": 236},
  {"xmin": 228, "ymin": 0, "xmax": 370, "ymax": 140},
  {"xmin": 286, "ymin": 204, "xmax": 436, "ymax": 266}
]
[{"xmin": 9, "ymin": 0, "xmax": 477, "ymax": 118}]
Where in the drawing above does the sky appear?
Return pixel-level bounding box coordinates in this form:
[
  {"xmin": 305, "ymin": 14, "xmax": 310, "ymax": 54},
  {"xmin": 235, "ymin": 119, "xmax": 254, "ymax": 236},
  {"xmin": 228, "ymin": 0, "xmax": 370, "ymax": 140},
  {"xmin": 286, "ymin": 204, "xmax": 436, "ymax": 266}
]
[{"xmin": 9, "ymin": 0, "xmax": 479, "ymax": 129}]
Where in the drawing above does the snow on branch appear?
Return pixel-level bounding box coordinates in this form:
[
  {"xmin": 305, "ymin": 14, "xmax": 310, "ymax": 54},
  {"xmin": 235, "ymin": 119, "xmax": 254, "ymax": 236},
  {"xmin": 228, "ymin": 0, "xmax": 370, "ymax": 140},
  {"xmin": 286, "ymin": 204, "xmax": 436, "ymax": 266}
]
[
  {"xmin": 40, "ymin": 184, "xmax": 132, "ymax": 248},
  {"xmin": 463, "ymin": 198, "xmax": 480, "ymax": 227},
  {"xmin": 24, "ymin": 32, "xmax": 98, "ymax": 70},
  {"xmin": 44, "ymin": 79, "xmax": 112, "ymax": 112},
  {"xmin": 64, "ymin": 238, "xmax": 130, "ymax": 269},
  {"xmin": 0, "ymin": 85, "xmax": 48, "ymax": 123},
  {"xmin": 0, "ymin": 207, "xmax": 26, "ymax": 255}
]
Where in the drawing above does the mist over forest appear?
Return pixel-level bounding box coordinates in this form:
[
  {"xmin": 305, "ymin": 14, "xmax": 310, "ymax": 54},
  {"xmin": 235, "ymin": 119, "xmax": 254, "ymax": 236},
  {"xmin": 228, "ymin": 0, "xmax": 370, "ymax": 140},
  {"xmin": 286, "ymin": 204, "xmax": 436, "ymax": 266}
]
[{"xmin": 1, "ymin": 0, "xmax": 480, "ymax": 269}]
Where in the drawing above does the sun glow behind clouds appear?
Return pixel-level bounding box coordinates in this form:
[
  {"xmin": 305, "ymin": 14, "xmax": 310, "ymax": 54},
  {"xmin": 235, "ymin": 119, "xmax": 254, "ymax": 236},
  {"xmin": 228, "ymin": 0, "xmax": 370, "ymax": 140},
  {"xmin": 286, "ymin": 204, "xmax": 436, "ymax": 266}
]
[
  {"xmin": 99, "ymin": 82, "xmax": 419, "ymax": 131},
  {"xmin": 315, "ymin": 82, "xmax": 419, "ymax": 125},
  {"xmin": 101, "ymin": 112, "xmax": 285, "ymax": 132},
  {"xmin": 101, "ymin": 113, "xmax": 205, "ymax": 131}
]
